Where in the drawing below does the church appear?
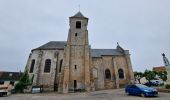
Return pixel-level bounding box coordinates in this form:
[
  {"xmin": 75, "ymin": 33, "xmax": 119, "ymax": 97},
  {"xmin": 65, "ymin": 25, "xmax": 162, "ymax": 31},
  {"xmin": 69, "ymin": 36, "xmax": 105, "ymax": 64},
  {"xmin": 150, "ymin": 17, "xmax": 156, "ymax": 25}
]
[{"xmin": 25, "ymin": 12, "xmax": 134, "ymax": 93}]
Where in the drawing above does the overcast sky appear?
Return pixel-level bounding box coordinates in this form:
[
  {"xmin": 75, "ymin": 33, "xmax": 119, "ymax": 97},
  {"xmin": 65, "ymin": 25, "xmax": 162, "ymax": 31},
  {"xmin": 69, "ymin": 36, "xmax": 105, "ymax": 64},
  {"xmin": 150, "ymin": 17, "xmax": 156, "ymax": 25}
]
[{"xmin": 0, "ymin": 0, "xmax": 170, "ymax": 72}]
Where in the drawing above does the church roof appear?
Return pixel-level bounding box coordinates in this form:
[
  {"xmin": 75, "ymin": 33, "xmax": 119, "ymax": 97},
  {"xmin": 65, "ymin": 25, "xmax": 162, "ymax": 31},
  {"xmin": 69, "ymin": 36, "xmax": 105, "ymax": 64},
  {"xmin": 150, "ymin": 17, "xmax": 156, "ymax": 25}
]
[
  {"xmin": 32, "ymin": 41, "xmax": 129, "ymax": 57},
  {"xmin": 70, "ymin": 11, "xmax": 88, "ymax": 19},
  {"xmin": 91, "ymin": 49, "xmax": 129, "ymax": 57},
  {"xmin": 33, "ymin": 41, "xmax": 66, "ymax": 51}
]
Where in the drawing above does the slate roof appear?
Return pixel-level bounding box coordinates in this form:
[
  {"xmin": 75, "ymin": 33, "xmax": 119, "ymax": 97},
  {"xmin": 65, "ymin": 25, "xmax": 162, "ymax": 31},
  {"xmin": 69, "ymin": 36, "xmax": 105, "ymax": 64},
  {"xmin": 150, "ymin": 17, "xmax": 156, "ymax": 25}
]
[
  {"xmin": 0, "ymin": 72, "xmax": 23, "ymax": 81},
  {"xmin": 33, "ymin": 41, "xmax": 66, "ymax": 51},
  {"xmin": 32, "ymin": 41, "xmax": 129, "ymax": 57},
  {"xmin": 70, "ymin": 11, "xmax": 88, "ymax": 19},
  {"xmin": 91, "ymin": 49, "xmax": 129, "ymax": 57}
]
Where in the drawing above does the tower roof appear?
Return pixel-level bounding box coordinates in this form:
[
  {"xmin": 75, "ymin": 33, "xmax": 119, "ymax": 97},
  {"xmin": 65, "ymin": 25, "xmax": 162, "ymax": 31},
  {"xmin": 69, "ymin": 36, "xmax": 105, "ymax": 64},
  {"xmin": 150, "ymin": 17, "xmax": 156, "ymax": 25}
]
[{"xmin": 70, "ymin": 11, "xmax": 88, "ymax": 19}]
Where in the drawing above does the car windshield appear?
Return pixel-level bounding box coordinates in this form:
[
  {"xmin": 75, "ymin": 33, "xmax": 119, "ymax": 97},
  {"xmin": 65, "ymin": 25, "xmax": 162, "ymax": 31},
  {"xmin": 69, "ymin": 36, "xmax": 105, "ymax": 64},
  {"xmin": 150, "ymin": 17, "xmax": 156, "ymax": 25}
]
[{"xmin": 136, "ymin": 84, "xmax": 148, "ymax": 88}]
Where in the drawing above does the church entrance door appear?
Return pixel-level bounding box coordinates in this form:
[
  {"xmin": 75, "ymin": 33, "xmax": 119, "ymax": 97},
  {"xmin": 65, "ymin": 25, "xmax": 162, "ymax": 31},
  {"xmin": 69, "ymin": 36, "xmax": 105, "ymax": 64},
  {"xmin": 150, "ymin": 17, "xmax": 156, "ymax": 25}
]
[{"xmin": 74, "ymin": 80, "xmax": 77, "ymax": 90}]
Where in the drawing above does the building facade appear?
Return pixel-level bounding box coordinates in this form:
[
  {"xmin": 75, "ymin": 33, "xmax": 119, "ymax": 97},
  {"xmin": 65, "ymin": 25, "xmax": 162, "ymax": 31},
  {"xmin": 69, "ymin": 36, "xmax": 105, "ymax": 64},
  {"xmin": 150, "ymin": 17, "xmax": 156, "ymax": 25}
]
[
  {"xmin": 153, "ymin": 66, "xmax": 166, "ymax": 73},
  {"xmin": 25, "ymin": 12, "xmax": 134, "ymax": 93},
  {"xmin": 0, "ymin": 71, "xmax": 23, "ymax": 89}
]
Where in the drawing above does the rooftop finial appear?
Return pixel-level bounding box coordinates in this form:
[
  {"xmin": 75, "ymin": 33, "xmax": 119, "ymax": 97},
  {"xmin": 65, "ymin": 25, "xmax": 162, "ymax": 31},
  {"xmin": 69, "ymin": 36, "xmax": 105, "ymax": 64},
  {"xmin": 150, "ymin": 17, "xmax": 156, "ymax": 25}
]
[
  {"xmin": 78, "ymin": 4, "xmax": 80, "ymax": 12},
  {"xmin": 117, "ymin": 42, "xmax": 119, "ymax": 46},
  {"xmin": 162, "ymin": 53, "xmax": 165, "ymax": 57}
]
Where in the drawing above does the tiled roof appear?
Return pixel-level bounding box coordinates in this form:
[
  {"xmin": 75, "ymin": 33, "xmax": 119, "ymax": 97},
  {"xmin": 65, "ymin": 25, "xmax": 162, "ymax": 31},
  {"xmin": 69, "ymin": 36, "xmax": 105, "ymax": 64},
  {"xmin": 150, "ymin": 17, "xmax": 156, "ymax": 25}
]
[
  {"xmin": 33, "ymin": 41, "xmax": 66, "ymax": 51},
  {"xmin": 91, "ymin": 49, "xmax": 129, "ymax": 57},
  {"xmin": 153, "ymin": 66, "xmax": 166, "ymax": 72},
  {"xmin": 0, "ymin": 72, "xmax": 23, "ymax": 81}
]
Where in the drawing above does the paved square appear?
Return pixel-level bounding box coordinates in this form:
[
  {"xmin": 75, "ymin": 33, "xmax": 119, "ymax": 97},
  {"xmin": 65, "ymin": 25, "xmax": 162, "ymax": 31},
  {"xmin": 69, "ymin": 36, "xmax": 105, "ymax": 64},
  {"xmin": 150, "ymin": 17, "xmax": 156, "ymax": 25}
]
[{"xmin": 0, "ymin": 89, "xmax": 170, "ymax": 100}]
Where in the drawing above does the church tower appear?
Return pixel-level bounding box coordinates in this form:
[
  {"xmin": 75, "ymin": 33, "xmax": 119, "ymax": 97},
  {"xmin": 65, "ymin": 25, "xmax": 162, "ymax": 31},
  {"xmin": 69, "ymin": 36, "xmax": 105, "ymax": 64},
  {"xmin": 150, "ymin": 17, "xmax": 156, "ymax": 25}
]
[{"xmin": 61, "ymin": 12, "xmax": 91, "ymax": 93}]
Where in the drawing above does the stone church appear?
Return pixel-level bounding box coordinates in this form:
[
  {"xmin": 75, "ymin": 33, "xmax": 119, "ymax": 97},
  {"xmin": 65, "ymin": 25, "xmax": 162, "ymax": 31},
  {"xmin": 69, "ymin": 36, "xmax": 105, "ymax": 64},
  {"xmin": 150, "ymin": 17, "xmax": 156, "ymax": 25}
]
[{"xmin": 25, "ymin": 12, "xmax": 134, "ymax": 93}]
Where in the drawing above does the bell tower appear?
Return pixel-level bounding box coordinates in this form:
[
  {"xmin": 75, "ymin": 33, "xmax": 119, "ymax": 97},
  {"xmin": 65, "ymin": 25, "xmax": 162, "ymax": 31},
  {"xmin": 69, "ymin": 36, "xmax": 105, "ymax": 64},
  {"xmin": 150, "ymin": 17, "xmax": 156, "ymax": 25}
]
[
  {"xmin": 62, "ymin": 12, "xmax": 91, "ymax": 93},
  {"xmin": 67, "ymin": 12, "xmax": 89, "ymax": 45}
]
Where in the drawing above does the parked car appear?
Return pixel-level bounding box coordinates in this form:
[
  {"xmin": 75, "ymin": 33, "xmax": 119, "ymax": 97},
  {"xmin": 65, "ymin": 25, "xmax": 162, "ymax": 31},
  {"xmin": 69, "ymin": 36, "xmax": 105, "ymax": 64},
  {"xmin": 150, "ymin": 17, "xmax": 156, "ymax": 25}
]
[
  {"xmin": 31, "ymin": 86, "xmax": 43, "ymax": 94},
  {"xmin": 0, "ymin": 85, "xmax": 12, "ymax": 97},
  {"xmin": 144, "ymin": 82, "xmax": 158, "ymax": 87},
  {"xmin": 151, "ymin": 80, "xmax": 164, "ymax": 85},
  {"xmin": 125, "ymin": 84, "xmax": 158, "ymax": 97}
]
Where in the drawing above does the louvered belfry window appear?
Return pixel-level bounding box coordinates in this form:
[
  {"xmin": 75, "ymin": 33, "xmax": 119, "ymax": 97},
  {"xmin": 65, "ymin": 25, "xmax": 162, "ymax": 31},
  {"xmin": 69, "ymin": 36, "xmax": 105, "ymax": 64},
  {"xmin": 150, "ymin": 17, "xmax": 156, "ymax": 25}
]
[{"xmin": 76, "ymin": 21, "xmax": 81, "ymax": 29}]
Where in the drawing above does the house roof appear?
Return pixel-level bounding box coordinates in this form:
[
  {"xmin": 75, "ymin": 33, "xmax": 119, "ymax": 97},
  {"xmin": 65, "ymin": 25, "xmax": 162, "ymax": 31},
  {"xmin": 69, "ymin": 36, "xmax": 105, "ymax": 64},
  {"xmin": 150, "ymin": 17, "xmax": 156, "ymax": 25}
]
[
  {"xmin": 91, "ymin": 49, "xmax": 129, "ymax": 57},
  {"xmin": 33, "ymin": 41, "xmax": 67, "ymax": 51},
  {"xmin": 70, "ymin": 11, "xmax": 88, "ymax": 19},
  {"xmin": 0, "ymin": 71, "xmax": 23, "ymax": 81},
  {"xmin": 153, "ymin": 66, "xmax": 166, "ymax": 72}
]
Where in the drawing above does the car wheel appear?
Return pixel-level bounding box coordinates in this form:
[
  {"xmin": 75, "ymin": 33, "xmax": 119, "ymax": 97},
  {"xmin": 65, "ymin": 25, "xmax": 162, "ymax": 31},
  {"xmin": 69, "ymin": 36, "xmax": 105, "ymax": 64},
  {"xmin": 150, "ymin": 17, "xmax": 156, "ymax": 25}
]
[
  {"xmin": 141, "ymin": 93, "xmax": 145, "ymax": 97},
  {"xmin": 0, "ymin": 93, "xmax": 3, "ymax": 97}
]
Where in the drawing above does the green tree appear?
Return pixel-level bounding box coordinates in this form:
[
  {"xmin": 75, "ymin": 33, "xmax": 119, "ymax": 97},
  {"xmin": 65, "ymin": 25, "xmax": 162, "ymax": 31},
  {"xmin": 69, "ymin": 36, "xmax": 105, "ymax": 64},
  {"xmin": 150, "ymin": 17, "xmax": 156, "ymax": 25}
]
[
  {"xmin": 144, "ymin": 70, "xmax": 156, "ymax": 82},
  {"xmin": 14, "ymin": 70, "xmax": 31, "ymax": 93},
  {"xmin": 157, "ymin": 71, "xmax": 167, "ymax": 82},
  {"xmin": 153, "ymin": 71, "xmax": 158, "ymax": 76},
  {"xmin": 134, "ymin": 71, "xmax": 144, "ymax": 84}
]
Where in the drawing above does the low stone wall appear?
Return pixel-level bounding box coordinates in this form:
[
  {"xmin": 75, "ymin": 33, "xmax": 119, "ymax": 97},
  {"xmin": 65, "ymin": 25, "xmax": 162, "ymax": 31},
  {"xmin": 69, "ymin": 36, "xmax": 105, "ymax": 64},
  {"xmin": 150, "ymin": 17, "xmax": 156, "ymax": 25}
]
[{"xmin": 157, "ymin": 88, "xmax": 170, "ymax": 93}]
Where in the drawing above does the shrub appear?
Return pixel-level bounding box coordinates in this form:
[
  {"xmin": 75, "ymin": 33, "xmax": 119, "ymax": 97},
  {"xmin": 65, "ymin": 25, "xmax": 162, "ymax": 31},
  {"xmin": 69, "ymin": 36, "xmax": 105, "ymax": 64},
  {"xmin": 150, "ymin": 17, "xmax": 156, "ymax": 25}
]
[
  {"xmin": 14, "ymin": 71, "xmax": 31, "ymax": 93},
  {"xmin": 165, "ymin": 84, "xmax": 170, "ymax": 89}
]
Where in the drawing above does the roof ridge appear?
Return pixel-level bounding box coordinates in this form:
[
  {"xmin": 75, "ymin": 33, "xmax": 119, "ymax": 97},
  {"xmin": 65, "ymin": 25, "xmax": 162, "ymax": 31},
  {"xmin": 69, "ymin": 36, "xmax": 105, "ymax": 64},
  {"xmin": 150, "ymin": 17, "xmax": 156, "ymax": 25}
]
[
  {"xmin": 33, "ymin": 41, "xmax": 67, "ymax": 51},
  {"xmin": 92, "ymin": 48, "xmax": 115, "ymax": 50},
  {"xmin": 48, "ymin": 41, "xmax": 66, "ymax": 42},
  {"xmin": 70, "ymin": 11, "xmax": 88, "ymax": 18}
]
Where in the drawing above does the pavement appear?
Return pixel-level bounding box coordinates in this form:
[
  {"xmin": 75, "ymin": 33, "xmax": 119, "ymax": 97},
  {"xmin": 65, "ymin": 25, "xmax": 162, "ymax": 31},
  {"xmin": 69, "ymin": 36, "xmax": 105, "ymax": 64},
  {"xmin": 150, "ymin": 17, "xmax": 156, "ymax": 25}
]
[{"xmin": 0, "ymin": 89, "xmax": 170, "ymax": 100}]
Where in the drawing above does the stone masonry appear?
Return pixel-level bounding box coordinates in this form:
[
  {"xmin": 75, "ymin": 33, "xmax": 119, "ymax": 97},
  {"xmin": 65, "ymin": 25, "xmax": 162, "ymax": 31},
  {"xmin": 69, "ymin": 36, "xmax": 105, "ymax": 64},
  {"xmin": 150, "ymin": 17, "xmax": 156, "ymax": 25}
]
[{"xmin": 25, "ymin": 12, "xmax": 135, "ymax": 93}]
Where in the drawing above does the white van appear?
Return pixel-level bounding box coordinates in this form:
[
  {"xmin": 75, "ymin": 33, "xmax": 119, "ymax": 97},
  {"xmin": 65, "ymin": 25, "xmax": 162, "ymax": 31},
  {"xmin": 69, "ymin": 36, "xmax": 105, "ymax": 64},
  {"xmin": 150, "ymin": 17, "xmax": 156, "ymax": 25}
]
[
  {"xmin": 151, "ymin": 80, "xmax": 164, "ymax": 85},
  {"xmin": 0, "ymin": 85, "xmax": 12, "ymax": 97}
]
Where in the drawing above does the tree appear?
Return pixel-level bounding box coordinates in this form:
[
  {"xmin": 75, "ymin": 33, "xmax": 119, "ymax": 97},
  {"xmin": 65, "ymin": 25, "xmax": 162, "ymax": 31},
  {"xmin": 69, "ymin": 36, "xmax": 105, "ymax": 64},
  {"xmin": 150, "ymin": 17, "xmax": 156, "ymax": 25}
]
[
  {"xmin": 14, "ymin": 70, "xmax": 31, "ymax": 93},
  {"xmin": 144, "ymin": 70, "xmax": 156, "ymax": 82},
  {"xmin": 134, "ymin": 71, "xmax": 144, "ymax": 84},
  {"xmin": 157, "ymin": 71, "xmax": 167, "ymax": 82}
]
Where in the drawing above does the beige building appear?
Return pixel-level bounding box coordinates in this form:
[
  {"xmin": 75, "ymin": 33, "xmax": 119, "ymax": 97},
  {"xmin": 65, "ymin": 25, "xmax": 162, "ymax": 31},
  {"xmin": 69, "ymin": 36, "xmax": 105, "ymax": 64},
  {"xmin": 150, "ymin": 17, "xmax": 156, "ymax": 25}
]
[
  {"xmin": 25, "ymin": 12, "xmax": 134, "ymax": 93},
  {"xmin": 153, "ymin": 66, "xmax": 166, "ymax": 73}
]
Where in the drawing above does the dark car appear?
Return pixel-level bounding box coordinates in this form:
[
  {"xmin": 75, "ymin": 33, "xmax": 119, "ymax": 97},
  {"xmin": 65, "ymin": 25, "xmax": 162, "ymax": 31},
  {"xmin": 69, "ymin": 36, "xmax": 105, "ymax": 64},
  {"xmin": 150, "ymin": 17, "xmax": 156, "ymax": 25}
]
[
  {"xmin": 125, "ymin": 84, "xmax": 158, "ymax": 97},
  {"xmin": 144, "ymin": 82, "xmax": 158, "ymax": 87}
]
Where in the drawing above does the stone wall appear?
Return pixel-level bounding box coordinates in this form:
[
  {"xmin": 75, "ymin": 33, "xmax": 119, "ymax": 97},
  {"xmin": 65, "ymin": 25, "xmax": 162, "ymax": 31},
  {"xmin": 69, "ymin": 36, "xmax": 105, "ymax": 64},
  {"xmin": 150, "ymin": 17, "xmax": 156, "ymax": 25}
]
[
  {"xmin": 91, "ymin": 55, "xmax": 134, "ymax": 90},
  {"xmin": 92, "ymin": 58, "xmax": 105, "ymax": 90},
  {"xmin": 26, "ymin": 49, "xmax": 64, "ymax": 91}
]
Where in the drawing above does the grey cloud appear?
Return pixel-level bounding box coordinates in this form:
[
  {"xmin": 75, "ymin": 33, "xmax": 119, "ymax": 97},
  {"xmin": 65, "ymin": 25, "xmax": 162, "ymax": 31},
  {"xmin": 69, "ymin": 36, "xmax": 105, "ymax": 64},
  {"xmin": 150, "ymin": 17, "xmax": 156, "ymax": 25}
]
[{"xmin": 0, "ymin": 0, "xmax": 170, "ymax": 72}]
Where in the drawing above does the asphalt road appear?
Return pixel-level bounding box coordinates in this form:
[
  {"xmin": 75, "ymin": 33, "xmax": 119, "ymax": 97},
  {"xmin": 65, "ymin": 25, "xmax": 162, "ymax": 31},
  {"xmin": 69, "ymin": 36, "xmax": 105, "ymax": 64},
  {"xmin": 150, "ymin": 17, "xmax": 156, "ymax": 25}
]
[{"xmin": 0, "ymin": 89, "xmax": 170, "ymax": 100}]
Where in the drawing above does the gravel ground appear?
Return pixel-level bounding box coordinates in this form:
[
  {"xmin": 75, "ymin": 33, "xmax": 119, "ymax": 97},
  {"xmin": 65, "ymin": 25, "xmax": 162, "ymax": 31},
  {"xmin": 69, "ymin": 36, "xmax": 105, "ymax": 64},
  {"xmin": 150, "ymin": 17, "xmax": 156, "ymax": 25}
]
[{"xmin": 0, "ymin": 89, "xmax": 169, "ymax": 100}]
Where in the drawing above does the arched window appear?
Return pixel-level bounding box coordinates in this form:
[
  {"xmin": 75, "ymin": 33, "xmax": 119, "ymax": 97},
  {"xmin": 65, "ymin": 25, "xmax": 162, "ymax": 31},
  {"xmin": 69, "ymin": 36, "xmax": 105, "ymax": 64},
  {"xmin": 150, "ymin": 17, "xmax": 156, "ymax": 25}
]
[
  {"xmin": 76, "ymin": 21, "xmax": 81, "ymax": 29},
  {"xmin": 44, "ymin": 59, "xmax": 51, "ymax": 73},
  {"xmin": 59, "ymin": 59, "xmax": 63, "ymax": 72},
  {"xmin": 105, "ymin": 69, "xmax": 111, "ymax": 79},
  {"xmin": 92, "ymin": 68, "xmax": 98, "ymax": 78},
  {"xmin": 30, "ymin": 59, "xmax": 35, "ymax": 73},
  {"xmin": 118, "ymin": 69, "xmax": 124, "ymax": 79}
]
